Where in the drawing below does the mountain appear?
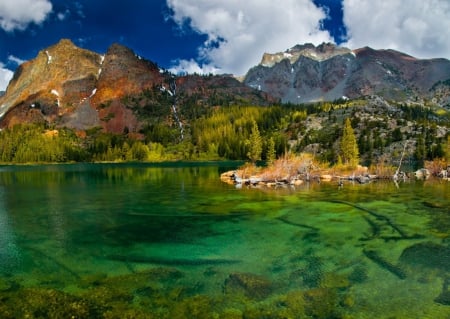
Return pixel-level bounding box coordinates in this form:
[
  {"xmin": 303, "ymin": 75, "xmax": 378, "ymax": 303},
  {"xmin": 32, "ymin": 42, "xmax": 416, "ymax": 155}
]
[
  {"xmin": 1, "ymin": 39, "xmax": 449, "ymax": 135},
  {"xmin": 244, "ymin": 43, "xmax": 450, "ymax": 105},
  {"xmin": 0, "ymin": 40, "xmax": 448, "ymax": 165},
  {"xmin": 0, "ymin": 39, "xmax": 272, "ymax": 133}
]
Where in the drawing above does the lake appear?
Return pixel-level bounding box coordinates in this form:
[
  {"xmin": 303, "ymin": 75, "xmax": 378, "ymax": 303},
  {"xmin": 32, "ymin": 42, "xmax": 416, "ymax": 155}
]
[{"xmin": 0, "ymin": 162, "xmax": 449, "ymax": 318}]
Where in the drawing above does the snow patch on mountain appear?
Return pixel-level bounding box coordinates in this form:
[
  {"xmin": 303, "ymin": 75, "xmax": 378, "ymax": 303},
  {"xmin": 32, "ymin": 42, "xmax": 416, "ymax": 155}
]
[
  {"xmin": 51, "ymin": 89, "xmax": 60, "ymax": 107},
  {"xmin": 89, "ymin": 88, "xmax": 97, "ymax": 98},
  {"xmin": 45, "ymin": 51, "xmax": 53, "ymax": 64}
]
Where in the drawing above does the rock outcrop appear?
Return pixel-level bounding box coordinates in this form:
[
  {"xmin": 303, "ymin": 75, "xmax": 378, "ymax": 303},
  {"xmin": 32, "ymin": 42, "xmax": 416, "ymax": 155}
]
[{"xmin": 0, "ymin": 39, "xmax": 101, "ymax": 127}]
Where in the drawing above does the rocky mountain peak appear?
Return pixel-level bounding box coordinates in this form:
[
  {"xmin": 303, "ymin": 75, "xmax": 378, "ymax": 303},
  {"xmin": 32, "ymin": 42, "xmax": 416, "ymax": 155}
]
[
  {"xmin": 0, "ymin": 38, "xmax": 101, "ymax": 121},
  {"xmin": 0, "ymin": 39, "xmax": 271, "ymax": 134},
  {"xmin": 49, "ymin": 38, "xmax": 76, "ymax": 50},
  {"xmin": 92, "ymin": 43, "xmax": 162, "ymax": 105},
  {"xmin": 260, "ymin": 42, "xmax": 353, "ymax": 67},
  {"xmin": 246, "ymin": 43, "xmax": 450, "ymax": 104},
  {"xmin": 0, "ymin": 39, "xmax": 169, "ymax": 132},
  {"xmin": 105, "ymin": 42, "xmax": 135, "ymax": 57}
]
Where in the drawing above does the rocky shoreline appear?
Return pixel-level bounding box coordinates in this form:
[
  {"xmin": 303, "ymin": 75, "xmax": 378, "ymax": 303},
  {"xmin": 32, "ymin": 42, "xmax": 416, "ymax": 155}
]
[
  {"xmin": 221, "ymin": 167, "xmax": 450, "ymax": 188},
  {"xmin": 221, "ymin": 169, "xmax": 380, "ymax": 187}
]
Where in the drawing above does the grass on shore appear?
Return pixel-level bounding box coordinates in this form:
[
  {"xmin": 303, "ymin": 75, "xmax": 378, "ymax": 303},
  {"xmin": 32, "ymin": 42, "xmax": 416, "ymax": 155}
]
[{"xmin": 236, "ymin": 153, "xmax": 401, "ymax": 183}]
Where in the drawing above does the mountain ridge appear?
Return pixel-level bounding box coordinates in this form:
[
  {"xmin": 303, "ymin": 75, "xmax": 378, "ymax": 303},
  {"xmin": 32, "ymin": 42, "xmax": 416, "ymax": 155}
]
[
  {"xmin": 1, "ymin": 39, "xmax": 450, "ymax": 133},
  {"xmin": 0, "ymin": 39, "xmax": 271, "ymax": 133},
  {"xmin": 260, "ymin": 42, "xmax": 354, "ymax": 67},
  {"xmin": 244, "ymin": 43, "xmax": 450, "ymax": 105},
  {"xmin": 0, "ymin": 40, "xmax": 448, "ymax": 166}
]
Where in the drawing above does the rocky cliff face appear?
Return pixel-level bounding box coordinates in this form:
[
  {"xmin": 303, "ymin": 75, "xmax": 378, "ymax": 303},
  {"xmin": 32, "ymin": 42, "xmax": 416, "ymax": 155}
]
[
  {"xmin": 0, "ymin": 39, "xmax": 271, "ymax": 133},
  {"xmin": 0, "ymin": 39, "xmax": 167, "ymax": 133},
  {"xmin": 245, "ymin": 43, "xmax": 450, "ymax": 104},
  {"xmin": 0, "ymin": 39, "xmax": 101, "ymax": 127}
]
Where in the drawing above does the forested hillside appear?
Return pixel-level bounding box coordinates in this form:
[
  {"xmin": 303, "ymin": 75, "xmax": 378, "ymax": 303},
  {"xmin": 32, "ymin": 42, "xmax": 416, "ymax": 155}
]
[
  {"xmin": 1, "ymin": 94, "xmax": 449, "ymax": 168},
  {"xmin": 1, "ymin": 40, "xmax": 449, "ymax": 170}
]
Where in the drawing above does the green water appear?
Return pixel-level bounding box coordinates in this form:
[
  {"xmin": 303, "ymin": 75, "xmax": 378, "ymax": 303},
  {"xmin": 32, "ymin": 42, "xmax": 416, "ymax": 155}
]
[{"xmin": 0, "ymin": 163, "xmax": 449, "ymax": 318}]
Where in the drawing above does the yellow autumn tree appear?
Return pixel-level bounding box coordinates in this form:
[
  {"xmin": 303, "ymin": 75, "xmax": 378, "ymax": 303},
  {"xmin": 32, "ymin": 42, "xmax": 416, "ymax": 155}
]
[
  {"xmin": 266, "ymin": 137, "xmax": 276, "ymax": 165},
  {"xmin": 246, "ymin": 120, "xmax": 262, "ymax": 164},
  {"xmin": 339, "ymin": 118, "xmax": 359, "ymax": 167}
]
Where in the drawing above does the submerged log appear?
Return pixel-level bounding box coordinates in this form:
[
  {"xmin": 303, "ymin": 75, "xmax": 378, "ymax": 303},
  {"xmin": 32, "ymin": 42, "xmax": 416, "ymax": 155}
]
[
  {"xmin": 363, "ymin": 249, "xmax": 406, "ymax": 280},
  {"xmin": 276, "ymin": 215, "xmax": 320, "ymax": 231},
  {"xmin": 26, "ymin": 246, "xmax": 81, "ymax": 280},
  {"xmin": 361, "ymin": 215, "xmax": 381, "ymax": 239},
  {"xmin": 329, "ymin": 200, "xmax": 411, "ymax": 239},
  {"xmin": 107, "ymin": 254, "xmax": 240, "ymax": 266}
]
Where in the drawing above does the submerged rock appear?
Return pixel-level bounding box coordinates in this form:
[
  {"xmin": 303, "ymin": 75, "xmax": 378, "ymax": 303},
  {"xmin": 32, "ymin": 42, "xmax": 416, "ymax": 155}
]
[
  {"xmin": 224, "ymin": 272, "xmax": 273, "ymax": 299},
  {"xmin": 422, "ymin": 201, "xmax": 446, "ymax": 209},
  {"xmin": 303, "ymin": 287, "xmax": 340, "ymax": 319},
  {"xmin": 348, "ymin": 265, "xmax": 369, "ymax": 283},
  {"xmin": 0, "ymin": 279, "xmax": 18, "ymax": 292},
  {"xmin": 434, "ymin": 277, "xmax": 450, "ymax": 306},
  {"xmin": 399, "ymin": 242, "xmax": 450, "ymax": 271},
  {"xmin": 0, "ymin": 288, "xmax": 103, "ymax": 319}
]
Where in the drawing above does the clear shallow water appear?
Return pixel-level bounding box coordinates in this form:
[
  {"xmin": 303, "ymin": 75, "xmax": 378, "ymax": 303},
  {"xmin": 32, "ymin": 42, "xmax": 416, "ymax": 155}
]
[{"xmin": 0, "ymin": 163, "xmax": 449, "ymax": 318}]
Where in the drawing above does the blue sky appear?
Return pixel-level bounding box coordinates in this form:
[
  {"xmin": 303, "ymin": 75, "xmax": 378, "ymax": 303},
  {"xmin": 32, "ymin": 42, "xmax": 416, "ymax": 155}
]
[{"xmin": 1, "ymin": 0, "xmax": 449, "ymax": 91}]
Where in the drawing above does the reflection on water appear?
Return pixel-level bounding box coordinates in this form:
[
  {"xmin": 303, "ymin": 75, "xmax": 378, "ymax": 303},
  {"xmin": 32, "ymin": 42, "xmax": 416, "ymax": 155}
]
[
  {"xmin": 0, "ymin": 163, "xmax": 449, "ymax": 318},
  {"xmin": 0, "ymin": 186, "xmax": 20, "ymax": 274}
]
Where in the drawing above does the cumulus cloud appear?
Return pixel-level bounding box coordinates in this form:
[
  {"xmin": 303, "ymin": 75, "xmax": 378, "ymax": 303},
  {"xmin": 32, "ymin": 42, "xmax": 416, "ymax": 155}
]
[
  {"xmin": 0, "ymin": 0, "xmax": 52, "ymax": 31},
  {"xmin": 0, "ymin": 65, "xmax": 13, "ymax": 92},
  {"xmin": 166, "ymin": 0, "xmax": 332, "ymax": 75},
  {"xmin": 170, "ymin": 59, "xmax": 220, "ymax": 75},
  {"xmin": 342, "ymin": 0, "xmax": 450, "ymax": 59}
]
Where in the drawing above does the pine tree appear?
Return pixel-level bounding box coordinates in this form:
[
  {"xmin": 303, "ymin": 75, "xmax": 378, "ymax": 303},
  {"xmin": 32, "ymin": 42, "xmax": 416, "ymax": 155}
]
[
  {"xmin": 414, "ymin": 134, "xmax": 426, "ymax": 164},
  {"xmin": 340, "ymin": 118, "xmax": 359, "ymax": 167},
  {"xmin": 246, "ymin": 120, "xmax": 262, "ymax": 164},
  {"xmin": 266, "ymin": 137, "xmax": 276, "ymax": 165}
]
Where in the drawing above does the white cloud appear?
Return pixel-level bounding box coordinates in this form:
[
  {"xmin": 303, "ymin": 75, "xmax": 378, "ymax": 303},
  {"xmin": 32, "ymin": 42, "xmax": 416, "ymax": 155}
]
[
  {"xmin": 169, "ymin": 59, "xmax": 219, "ymax": 75},
  {"xmin": 0, "ymin": 64, "xmax": 13, "ymax": 91},
  {"xmin": 166, "ymin": 0, "xmax": 332, "ymax": 75},
  {"xmin": 8, "ymin": 55, "xmax": 25, "ymax": 66},
  {"xmin": 342, "ymin": 0, "xmax": 450, "ymax": 59},
  {"xmin": 57, "ymin": 9, "xmax": 70, "ymax": 21},
  {"xmin": 0, "ymin": 0, "xmax": 52, "ymax": 31}
]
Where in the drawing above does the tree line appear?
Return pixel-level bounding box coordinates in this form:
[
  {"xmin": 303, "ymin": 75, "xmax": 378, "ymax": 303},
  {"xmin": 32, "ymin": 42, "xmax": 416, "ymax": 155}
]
[{"xmin": 0, "ymin": 100, "xmax": 448, "ymax": 166}]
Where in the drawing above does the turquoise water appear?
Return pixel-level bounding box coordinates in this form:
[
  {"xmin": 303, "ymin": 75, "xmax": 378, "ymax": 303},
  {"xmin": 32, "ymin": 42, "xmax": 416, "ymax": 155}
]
[{"xmin": 0, "ymin": 163, "xmax": 449, "ymax": 318}]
